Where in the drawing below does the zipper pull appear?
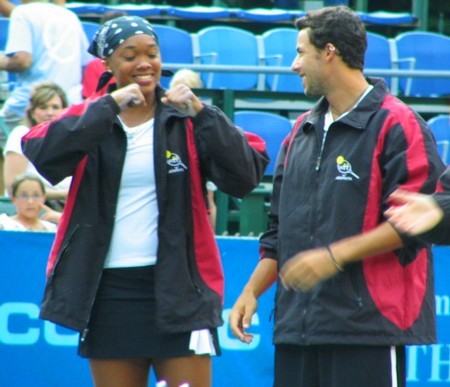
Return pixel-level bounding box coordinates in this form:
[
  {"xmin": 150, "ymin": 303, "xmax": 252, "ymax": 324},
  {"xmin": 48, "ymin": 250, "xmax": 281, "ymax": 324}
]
[
  {"xmin": 315, "ymin": 156, "xmax": 322, "ymax": 171},
  {"xmin": 81, "ymin": 328, "xmax": 89, "ymax": 342}
]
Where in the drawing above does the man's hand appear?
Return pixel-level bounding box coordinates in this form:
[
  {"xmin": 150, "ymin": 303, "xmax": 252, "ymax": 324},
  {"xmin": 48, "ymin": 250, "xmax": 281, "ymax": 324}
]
[
  {"xmin": 229, "ymin": 291, "xmax": 258, "ymax": 344},
  {"xmin": 279, "ymin": 247, "xmax": 342, "ymax": 292}
]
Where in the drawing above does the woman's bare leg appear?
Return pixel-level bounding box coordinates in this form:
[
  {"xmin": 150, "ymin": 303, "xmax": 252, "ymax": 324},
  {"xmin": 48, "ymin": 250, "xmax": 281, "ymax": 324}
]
[
  {"xmin": 153, "ymin": 355, "xmax": 211, "ymax": 387},
  {"xmin": 89, "ymin": 358, "xmax": 151, "ymax": 387}
]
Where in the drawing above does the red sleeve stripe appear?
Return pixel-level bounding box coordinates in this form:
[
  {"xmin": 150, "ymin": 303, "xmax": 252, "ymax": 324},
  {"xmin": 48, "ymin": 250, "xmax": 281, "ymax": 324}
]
[
  {"xmin": 45, "ymin": 156, "xmax": 89, "ymax": 277},
  {"xmin": 185, "ymin": 119, "xmax": 224, "ymax": 299}
]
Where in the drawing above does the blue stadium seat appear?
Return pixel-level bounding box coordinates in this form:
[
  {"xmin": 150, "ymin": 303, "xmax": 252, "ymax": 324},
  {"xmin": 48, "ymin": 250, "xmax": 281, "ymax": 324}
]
[
  {"xmin": 394, "ymin": 31, "xmax": 450, "ymax": 97},
  {"xmin": 0, "ymin": 196, "xmax": 16, "ymax": 216},
  {"xmin": 261, "ymin": 28, "xmax": 303, "ymax": 93},
  {"xmin": 81, "ymin": 21, "xmax": 101, "ymax": 44},
  {"xmin": 0, "ymin": 17, "xmax": 17, "ymax": 103},
  {"xmin": 214, "ymin": 111, "xmax": 292, "ymax": 235},
  {"xmin": 196, "ymin": 26, "xmax": 259, "ymax": 90},
  {"xmin": 152, "ymin": 24, "xmax": 194, "ymax": 89},
  {"xmin": 0, "ymin": 17, "xmax": 9, "ymax": 51},
  {"xmin": 234, "ymin": 110, "xmax": 292, "ymax": 176},
  {"xmin": 365, "ymin": 32, "xmax": 393, "ymax": 89},
  {"xmin": 427, "ymin": 115, "xmax": 450, "ymax": 164}
]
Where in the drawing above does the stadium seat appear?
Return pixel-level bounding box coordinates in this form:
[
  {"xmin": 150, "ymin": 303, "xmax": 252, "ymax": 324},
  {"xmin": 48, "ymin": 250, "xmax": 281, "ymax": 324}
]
[
  {"xmin": 260, "ymin": 28, "xmax": 303, "ymax": 93},
  {"xmin": 81, "ymin": 21, "xmax": 101, "ymax": 44},
  {"xmin": 0, "ymin": 18, "xmax": 16, "ymax": 104},
  {"xmin": 215, "ymin": 111, "xmax": 292, "ymax": 236},
  {"xmin": 234, "ymin": 111, "xmax": 292, "ymax": 176},
  {"xmin": 152, "ymin": 24, "xmax": 194, "ymax": 89},
  {"xmin": 394, "ymin": 31, "xmax": 450, "ymax": 97},
  {"xmin": 0, "ymin": 196, "xmax": 15, "ymax": 216},
  {"xmin": 427, "ymin": 115, "xmax": 450, "ymax": 164},
  {"xmin": 365, "ymin": 32, "xmax": 393, "ymax": 90},
  {"xmin": 0, "ymin": 17, "xmax": 9, "ymax": 51},
  {"xmin": 195, "ymin": 26, "xmax": 259, "ymax": 90}
]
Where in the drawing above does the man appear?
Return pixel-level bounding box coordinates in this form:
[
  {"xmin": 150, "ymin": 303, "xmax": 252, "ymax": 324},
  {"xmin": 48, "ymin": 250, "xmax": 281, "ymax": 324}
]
[
  {"xmin": 0, "ymin": 0, "xmax": 90, "ymax": 132},
  {"xmin": 230, "ymin": 6, "xmax": 445, "ymax": 387}
]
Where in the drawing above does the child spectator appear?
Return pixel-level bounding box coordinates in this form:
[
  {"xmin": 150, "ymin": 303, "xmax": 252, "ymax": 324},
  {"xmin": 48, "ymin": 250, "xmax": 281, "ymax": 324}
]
[{"xmin": 0, "ymin": 174, "xmax": 59, "ymax": 231}]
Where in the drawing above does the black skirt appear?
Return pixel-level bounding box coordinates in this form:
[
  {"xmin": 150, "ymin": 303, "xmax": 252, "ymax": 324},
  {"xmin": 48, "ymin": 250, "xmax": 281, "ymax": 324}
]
[{"xmin": 78, "ymin": 265, "xmax": 220, "ymax": 359}]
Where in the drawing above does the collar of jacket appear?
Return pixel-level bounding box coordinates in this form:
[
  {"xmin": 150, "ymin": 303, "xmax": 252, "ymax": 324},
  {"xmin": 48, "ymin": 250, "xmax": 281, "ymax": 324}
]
[{"xmin": 302, "ymin": 77, "xmax": 389, "ymax": 134}]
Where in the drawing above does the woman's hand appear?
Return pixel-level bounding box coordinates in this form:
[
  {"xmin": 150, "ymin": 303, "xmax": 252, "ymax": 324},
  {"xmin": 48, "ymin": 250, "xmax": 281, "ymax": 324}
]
[
  {"xmin": 161, "ymin": 84, "xmax": 203, "ymax": 117},
  {"xmin": 111, "ymin": 83, "xmax": 146, "ymax": 110}
]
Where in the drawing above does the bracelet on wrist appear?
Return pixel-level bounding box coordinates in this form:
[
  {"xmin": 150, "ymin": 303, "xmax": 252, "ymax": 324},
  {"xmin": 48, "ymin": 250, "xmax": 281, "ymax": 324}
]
[{"xmin": 326, "ymin": 245, "xmax": 344, "ymax": 272}]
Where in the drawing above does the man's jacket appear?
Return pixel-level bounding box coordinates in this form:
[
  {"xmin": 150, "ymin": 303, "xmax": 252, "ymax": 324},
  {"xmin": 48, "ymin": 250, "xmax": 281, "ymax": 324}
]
[{"xmin": 260, "ymin": 78, "xmax": 445, "ymax": 346}]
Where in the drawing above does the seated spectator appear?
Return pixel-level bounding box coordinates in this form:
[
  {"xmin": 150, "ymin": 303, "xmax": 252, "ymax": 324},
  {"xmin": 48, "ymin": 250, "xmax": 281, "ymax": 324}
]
[
  {"xmin": 170, "ymin": 68, "xmax": 204, "ymax": 90},
  {"xmin": 170, "ymin": 68, "xmax": 217, "ymax": 230},
  {"xmin": 3, "ymin": 81, "xmax": 71, "ymax": 203},
  {"xmin": 0, "ymin": 174, "xmax": 59, "ymax": 231},
  {"xmin": 81, "ymin": 10, "xmax": 128, "ymax": 99},
  {"xmin": 0, "ymin": 0, "xmax": 90, "ymax": 133}
]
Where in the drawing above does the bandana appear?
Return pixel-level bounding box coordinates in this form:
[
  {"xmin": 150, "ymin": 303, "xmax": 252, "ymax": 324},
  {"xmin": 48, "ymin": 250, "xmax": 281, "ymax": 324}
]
[
  {"xmin": 88, "ymin": 16, "xmax": 173, "ymax": 91},
  {"xmin": 88, "ymin": 16, "xmax": 159, "ymax": 58}
]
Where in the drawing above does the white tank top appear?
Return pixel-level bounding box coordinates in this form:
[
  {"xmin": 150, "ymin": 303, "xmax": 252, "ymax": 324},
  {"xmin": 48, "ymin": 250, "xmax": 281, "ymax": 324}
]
[{"xmin": 104, "ymin": 117, "xmax": 159, "ymax": 268}]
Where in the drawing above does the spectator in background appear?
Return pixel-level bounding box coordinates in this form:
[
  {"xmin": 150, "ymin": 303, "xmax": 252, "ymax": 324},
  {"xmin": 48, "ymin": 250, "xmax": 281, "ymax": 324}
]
[
  {"xmin": 0, "ymin": 174, "xmax": 59, "ymax": 231},
  {"xmin": 0, "ymin": 0, "xmax": 90, "ymax": 133},
  {"xmin": 3, "ymin": 81, "xmax": 71, "ymax": 204},
  {"xmin": 81, "ymin": 10, "xmax": 128, "ymax": 99},
  {"xmin": 230, "ymin": 6, "xmax": 444, "ymax": 387},
  {"xmin": 170, "ymin": 68, "xmax": 217, "ymax": 230}
]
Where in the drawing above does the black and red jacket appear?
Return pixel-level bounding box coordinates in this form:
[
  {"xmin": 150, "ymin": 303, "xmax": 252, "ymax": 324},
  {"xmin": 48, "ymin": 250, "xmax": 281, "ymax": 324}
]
[
  {"xmin": 261, "ymin": 78, "xmax": 445, "ymax": 346},
  {"xmin": 22, "ymin": 87, "xmax": 269, "ymax": 334}
]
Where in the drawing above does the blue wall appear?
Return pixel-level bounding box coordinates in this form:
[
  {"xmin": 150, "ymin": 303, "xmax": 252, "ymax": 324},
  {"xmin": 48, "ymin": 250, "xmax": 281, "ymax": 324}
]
[{"xmin": 1, "ymin": 231, "xmax": 450, "ymax": 386}]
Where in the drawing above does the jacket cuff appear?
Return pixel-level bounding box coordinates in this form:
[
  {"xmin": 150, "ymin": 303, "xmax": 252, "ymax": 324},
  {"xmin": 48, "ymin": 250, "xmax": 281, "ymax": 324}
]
[
  {"xmin": 102, "ymin": 94, "xmax": 121, "ymax": 115},
  {"xmin": 418, "ymin": 193, "xmax": 450, "ymax": 245}
]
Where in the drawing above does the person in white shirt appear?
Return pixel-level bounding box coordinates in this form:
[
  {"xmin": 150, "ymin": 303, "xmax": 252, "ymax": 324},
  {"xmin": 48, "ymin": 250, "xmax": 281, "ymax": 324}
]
[{"xmin": 0, "ymin": 0, "xmax": 90, "ymax": 133}]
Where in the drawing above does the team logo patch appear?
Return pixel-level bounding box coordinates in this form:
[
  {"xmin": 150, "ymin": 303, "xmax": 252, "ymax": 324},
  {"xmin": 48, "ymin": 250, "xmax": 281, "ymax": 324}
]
[
  {"xmin": 166, "ymin": 150, "xmax": 187, "ymax": 174},
  {"xmin": 335, "ymin": 155, "xmax": 360, "ymax": 181}
]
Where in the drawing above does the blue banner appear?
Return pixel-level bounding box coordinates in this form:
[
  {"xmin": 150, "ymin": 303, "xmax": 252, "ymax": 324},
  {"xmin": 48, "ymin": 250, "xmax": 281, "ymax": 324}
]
[{"xmin": 0, "ymin": 231, "xmax": 449, "ymax": 386}]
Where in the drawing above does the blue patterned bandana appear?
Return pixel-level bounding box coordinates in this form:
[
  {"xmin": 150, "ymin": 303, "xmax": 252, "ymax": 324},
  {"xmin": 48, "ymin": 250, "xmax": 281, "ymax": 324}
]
[
  {"xmin": 88, "ymin": 16, "xmax": 159, "ymax": 58},
  {"xmin": 88, "ymin": 16, "xmax": 173, "ymax": 91}
]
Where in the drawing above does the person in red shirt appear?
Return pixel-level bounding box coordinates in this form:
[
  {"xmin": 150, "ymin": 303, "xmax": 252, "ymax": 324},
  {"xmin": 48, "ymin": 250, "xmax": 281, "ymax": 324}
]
[{"xmin": 81, "ymin": 11, "xmax": 127, "ymax": 99}]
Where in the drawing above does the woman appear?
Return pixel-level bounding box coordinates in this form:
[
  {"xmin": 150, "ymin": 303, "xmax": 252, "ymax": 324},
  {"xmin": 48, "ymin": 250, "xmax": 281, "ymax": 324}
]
[
  {"xmin": 22, "ymin": 16, "xmax": 268, "ymax": 387},
  {"xmin": 0, "ymin": 174, "xmax": 58, "ymax": 231},
  {"xmin": 3, "ymin": 81, "xmax": 71, "ymax": 201}
]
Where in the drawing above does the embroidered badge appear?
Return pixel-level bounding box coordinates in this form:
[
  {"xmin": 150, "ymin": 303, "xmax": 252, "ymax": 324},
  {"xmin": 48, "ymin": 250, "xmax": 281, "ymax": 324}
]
[
  {"xmin": 167, "ymin": 150, "xmax": 187, "ymax": 174},
  {"xmin": 335, "ymin": 155, "xmax": 360, "ymax": 181}
]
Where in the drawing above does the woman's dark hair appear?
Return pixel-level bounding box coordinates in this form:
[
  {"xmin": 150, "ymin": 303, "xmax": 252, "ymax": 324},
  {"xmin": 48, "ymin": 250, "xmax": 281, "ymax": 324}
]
[
  {"xmin": 295, "ymin": 6, "xmax": 367, "ymax": 70},
  {"xmin": 25, "ymin": 81, "xmax": 68, "ymax": 127},
  {"xmin": 11, "ymin": 174, "xmax": 46, "ymax": 197}
]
